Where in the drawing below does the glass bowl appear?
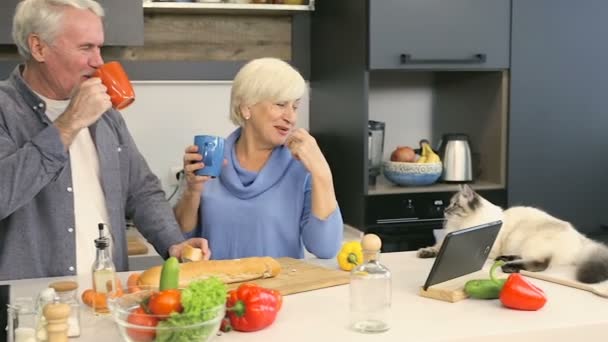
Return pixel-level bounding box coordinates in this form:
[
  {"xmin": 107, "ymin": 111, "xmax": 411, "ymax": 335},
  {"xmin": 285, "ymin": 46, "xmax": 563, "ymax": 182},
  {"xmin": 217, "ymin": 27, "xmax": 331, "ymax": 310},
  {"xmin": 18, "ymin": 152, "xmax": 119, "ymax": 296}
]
[{"xmin": 108, "ymin": 287, "xmax": 225, "ymax": 342}]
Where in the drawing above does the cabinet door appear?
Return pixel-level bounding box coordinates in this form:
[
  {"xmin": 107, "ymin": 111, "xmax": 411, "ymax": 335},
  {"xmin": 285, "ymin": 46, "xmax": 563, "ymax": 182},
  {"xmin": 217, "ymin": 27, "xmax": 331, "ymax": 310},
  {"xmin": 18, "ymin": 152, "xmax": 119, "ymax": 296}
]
[
  {"xmin": 0, "ymin": 1, "xmax": 19, "ymax": 44},
  {"xmin": 0, "ymin": 1, "xmax": 143, "ymax": 46},
  {"xmin": 369, "ymin": 0, "xmax": 510, "ymax": 70},
  {"xmin": 509, "ymin": 0, "xmax": 608, "ymax": 232},
  {"xmin": 98, "ymin": 0, "xmax": 144, "ymax": 46}
]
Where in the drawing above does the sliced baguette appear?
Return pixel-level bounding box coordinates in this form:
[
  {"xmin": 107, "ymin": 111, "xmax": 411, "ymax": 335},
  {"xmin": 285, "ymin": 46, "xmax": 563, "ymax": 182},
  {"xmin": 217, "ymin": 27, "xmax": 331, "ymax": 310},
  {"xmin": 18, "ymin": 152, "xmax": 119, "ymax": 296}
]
[
  {"xmin": 181, "ymin": 245, "xmax": 203, "ymax": 262},
  {"xmin": 138, "ymin": 256, "xmax": 281, "ymax": 288}
]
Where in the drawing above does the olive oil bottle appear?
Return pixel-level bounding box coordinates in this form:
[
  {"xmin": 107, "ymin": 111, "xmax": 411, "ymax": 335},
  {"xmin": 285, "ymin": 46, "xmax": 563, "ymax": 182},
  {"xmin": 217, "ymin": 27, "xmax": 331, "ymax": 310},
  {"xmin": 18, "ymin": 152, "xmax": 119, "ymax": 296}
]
[{"xmin": 91, "ymin": 223, "xmax": 116, "ymax": 314}]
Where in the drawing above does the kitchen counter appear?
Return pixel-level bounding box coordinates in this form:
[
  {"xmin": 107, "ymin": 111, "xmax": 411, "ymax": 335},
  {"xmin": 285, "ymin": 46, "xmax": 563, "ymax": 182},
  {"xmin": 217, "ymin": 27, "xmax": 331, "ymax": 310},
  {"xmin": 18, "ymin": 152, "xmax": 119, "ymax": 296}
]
[{"xmin": 2, "ymin": 252, "xmax": 607, "ymax": 342}]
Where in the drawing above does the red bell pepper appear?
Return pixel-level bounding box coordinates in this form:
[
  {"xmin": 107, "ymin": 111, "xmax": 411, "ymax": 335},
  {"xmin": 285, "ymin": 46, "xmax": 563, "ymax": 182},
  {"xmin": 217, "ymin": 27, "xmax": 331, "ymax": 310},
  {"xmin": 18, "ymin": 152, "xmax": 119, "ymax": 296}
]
[
  {"xmin": 226, "ymin": 283, "xmax": 283, "ymax": 332},
  {"xmin": 499, "ymin": 273, "xmax": 547, "ymax": 311}
]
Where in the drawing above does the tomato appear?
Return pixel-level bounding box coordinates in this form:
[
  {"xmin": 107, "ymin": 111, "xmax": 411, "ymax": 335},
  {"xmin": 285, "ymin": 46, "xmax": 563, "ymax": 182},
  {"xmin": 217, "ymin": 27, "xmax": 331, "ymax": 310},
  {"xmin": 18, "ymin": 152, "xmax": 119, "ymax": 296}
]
[
  {"xmin": 147, "ymin": 289, "xmax": 183, "ymax": 317},
  {"xmin": 126, "ymin": 307, "xmax": 158, "ymax": 342}
]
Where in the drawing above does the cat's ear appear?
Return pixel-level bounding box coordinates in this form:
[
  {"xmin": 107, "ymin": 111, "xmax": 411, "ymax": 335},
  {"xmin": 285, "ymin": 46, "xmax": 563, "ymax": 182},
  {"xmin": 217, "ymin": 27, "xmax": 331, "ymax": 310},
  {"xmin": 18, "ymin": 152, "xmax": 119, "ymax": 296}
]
[{"xmin": 461, "ymin": 183, "xmax": 475, "ymax": 198}]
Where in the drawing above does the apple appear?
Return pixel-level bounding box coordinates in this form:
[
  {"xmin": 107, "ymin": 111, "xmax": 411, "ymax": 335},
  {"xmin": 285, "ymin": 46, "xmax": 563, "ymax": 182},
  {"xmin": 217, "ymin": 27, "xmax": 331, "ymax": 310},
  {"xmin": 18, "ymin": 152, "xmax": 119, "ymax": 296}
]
[{"xmin": 390, "ymin": 146, "xmax": 417, "ymax": 162}]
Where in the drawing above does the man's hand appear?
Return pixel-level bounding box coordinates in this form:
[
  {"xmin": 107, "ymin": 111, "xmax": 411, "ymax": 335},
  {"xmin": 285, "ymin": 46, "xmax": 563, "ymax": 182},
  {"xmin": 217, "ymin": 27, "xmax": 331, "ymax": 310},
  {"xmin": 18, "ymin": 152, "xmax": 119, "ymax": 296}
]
[
  {"xmin": 168, "ymin": 238, "xmax": 211, "ymax": 261},
  {"xmin": 54, "ymin": 77, "xmax": 112, "ymax": 147}
]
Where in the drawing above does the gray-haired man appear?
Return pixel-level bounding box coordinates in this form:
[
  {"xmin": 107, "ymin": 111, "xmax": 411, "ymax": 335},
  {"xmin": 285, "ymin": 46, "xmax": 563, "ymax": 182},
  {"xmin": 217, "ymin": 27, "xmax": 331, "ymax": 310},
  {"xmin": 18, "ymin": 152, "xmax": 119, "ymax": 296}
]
[{"xmin": 0, "ymin": 0, "xmax": 210, "ymax": 280}]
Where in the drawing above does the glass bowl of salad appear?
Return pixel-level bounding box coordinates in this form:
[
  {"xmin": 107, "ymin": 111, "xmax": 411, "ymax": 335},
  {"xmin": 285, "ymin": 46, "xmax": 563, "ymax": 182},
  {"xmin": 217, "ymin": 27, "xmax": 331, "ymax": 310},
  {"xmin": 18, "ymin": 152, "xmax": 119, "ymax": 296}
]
[{"xmin": 108, "ymin": 278, "xmax": 227, "ymax": 342}]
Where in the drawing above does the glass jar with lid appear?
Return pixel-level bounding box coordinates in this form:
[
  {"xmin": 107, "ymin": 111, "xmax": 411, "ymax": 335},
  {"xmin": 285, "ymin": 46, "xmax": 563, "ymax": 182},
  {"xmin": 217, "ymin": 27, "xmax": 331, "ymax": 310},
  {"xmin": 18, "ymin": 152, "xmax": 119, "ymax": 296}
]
[{"xmin": 48, "ymin": 281, "xmax": 81, "ymax": 337}]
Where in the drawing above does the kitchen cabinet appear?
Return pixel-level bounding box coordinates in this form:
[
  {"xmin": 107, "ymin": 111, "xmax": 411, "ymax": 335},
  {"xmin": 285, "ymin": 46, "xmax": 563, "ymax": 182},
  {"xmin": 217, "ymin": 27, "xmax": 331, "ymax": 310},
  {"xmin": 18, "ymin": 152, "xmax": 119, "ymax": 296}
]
[
  {"xmin": 509, "ymin": 0, "xmax": 608, "ymax": 233},
  {"xmin": 310, "ymin": 0, "xmax": 508, "ymax": 247},
  {"xmin": 0, "ymin": 0, "xmax": 142, "ymax": 46},
  {"xmin": 97, "ymin": 0, "xmax": 143, "ymax": 46},
  {"xmin": 369, "ymin": 0, "xmax": 510, "ymax": 70},
  {"xmin": 0, "ymin": 1, "xmax": 19, "ymax": 44}
]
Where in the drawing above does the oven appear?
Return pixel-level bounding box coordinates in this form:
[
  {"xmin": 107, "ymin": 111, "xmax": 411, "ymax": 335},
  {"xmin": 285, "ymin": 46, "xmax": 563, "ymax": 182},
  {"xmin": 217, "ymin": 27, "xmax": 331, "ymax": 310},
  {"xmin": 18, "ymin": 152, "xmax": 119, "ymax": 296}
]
[{"xmin": 364, "ymin": 189, "xmax": 506, "ymax": 253}]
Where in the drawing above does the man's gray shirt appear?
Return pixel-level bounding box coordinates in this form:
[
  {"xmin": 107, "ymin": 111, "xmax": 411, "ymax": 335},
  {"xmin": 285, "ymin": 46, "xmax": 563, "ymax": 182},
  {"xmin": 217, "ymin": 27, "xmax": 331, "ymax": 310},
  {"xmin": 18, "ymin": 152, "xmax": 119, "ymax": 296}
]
[{"xmin": 0, "ymin": 66, "xmax": 185, "ymax": 280}]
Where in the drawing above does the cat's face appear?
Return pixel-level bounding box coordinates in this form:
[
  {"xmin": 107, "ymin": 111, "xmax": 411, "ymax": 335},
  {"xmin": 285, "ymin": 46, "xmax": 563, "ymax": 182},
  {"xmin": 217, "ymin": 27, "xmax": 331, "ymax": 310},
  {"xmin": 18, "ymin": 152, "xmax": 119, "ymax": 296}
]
[{"xmin": 444, "ymin": 184, "xmax": 481, "ymax": 219}]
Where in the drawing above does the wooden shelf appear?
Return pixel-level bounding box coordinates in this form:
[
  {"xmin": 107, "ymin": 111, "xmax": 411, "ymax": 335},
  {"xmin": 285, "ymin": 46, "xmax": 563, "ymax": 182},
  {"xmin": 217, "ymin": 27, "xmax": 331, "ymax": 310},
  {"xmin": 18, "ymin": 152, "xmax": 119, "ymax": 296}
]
[
  {"xmin": 367, "ymin": 175, "xmax": 505, "ymax": 196},
  {"xmin": 143, "ymin": 1, "xmax": 314, "ymax": 15}
]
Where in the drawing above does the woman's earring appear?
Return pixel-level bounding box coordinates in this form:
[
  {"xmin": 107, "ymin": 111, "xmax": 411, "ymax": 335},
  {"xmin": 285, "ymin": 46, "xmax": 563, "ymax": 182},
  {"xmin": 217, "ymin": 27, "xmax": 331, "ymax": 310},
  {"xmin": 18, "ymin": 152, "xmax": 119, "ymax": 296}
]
[{"xmin": 244, "ymin": 115, "xmax": 250, "ymax": 120}]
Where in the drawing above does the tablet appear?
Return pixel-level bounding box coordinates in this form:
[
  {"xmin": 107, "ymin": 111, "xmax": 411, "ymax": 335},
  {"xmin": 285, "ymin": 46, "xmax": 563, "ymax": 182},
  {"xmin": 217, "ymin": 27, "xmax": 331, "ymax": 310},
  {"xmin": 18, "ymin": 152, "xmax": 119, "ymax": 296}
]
[{"xmin": 422, "ymin": 220, "xmax": 502, "ymax": 290}]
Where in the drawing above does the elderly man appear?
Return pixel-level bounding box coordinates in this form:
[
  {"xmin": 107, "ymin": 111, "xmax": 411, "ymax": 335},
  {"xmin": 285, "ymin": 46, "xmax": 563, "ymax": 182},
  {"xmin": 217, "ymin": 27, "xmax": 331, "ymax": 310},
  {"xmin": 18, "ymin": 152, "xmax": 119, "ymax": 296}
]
[{"xmin": 0, "ymin": 0, "xmax": 210, "ymax": 280}]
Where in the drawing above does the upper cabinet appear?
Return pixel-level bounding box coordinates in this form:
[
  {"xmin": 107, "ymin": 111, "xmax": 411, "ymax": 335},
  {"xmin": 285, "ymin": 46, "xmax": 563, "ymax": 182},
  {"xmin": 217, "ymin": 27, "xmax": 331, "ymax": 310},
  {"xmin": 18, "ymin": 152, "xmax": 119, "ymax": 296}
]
[
  {"xmin": 369, "ymin": 0, "xmax": 511, "ymax": 70},
  {"xmin": 0, "ymin": 0, "xmax": 143, "ymax": 46},
  {"xmin": 0, "ymin": 1, "xmax": 19, "ymax": 44},
  {"xmin": 98, "ymin": 0, "xmax": 143, "ymax": 46}
]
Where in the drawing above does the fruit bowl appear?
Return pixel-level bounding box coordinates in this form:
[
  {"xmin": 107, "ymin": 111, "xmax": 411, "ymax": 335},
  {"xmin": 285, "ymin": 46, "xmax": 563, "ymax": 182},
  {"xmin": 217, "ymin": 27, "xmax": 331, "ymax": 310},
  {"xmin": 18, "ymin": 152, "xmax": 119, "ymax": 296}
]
[
  {"xmin": 108, "ymin": 287, "xmax": 225, "ymax": 342},
  {"xmin": 383, "ymin": 161, "xmax": 442, "ymax": 186}
]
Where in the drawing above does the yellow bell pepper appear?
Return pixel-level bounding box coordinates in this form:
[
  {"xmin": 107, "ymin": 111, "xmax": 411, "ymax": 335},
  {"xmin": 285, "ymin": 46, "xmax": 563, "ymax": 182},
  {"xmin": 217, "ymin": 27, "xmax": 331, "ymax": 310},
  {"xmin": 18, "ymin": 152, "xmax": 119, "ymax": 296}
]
[{"xmin": 337, "ymin": 241, "xmax": 363, "ymax": 271}]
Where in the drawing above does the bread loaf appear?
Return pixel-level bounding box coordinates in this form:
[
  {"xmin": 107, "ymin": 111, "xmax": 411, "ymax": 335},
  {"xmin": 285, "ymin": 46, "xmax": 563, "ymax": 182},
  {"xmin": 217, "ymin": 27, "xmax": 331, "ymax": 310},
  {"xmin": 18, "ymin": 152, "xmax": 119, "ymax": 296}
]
[{"xmin": 138, "ymin": 257, "xmax": 281, "ymax": 288}]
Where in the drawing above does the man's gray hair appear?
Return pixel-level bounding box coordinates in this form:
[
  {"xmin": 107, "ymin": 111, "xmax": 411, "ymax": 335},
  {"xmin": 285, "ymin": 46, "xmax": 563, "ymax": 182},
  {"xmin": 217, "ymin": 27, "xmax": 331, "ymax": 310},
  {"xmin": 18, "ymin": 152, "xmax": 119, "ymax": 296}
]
[{"xmin": 12, "ymin": 0, "xmax": 105, "ymax": 59}]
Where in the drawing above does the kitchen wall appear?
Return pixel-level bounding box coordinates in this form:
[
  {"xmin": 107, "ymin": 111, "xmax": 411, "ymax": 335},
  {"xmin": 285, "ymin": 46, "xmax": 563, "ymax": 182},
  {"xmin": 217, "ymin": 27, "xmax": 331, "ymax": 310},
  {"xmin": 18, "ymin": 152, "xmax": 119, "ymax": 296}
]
[
  {"xmin": 368, "ymin": 72, "xmax": 434, "ymax": 161},
  {"xmin": 121, "ymin": 81, "xmax": 309, "ymax": 194}
]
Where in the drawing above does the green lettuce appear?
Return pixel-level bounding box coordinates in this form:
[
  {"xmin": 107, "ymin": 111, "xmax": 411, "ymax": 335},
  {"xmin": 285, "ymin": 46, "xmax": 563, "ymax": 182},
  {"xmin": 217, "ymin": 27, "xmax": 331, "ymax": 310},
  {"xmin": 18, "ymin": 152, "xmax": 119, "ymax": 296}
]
[{"xmin": 155, "ymin": 277, "xmax": 227, "ymax": 342}]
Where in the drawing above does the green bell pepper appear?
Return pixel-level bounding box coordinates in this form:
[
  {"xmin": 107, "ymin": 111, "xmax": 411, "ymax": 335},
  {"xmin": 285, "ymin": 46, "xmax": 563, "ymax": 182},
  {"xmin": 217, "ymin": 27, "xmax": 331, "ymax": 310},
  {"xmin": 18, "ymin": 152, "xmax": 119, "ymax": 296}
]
[{"xmin": 464, "ymin": 260, "xmax": 506, "ymax": 299}]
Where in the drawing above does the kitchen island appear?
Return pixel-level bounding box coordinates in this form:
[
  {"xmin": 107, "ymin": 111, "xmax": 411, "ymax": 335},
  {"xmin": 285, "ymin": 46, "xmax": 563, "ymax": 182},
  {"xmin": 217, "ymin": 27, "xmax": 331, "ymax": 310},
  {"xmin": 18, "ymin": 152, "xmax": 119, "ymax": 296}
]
[{"xmin": 2, "ymin": 252, "xmax": 607, "ymax": 342}]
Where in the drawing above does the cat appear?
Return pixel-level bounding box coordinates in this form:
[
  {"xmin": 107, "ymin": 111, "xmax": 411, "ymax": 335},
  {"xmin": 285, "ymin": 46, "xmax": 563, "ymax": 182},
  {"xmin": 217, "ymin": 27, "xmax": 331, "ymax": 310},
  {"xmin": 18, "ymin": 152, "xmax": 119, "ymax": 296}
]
[{"xmin": 417, "ymin": 184, "xmax": 608, "ymax": 284}]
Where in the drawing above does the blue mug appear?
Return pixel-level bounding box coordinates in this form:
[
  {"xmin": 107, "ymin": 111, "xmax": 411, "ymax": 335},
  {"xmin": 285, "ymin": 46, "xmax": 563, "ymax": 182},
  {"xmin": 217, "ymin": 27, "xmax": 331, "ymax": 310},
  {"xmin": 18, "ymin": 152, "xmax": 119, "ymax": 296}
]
[{"xmin": 194, "ymin": 135, "xmax": 225, "ymax": 177}]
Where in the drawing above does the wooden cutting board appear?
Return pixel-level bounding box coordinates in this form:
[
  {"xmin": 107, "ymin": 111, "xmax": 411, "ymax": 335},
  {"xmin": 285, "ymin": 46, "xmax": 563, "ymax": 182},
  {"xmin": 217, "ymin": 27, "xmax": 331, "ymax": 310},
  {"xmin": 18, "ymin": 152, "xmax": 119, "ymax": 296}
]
[
  {"xmin": 227, "ymin": 257, "xmax": 350, "ymax": 296},
  {"xmin": 521, "ymin": 269, "xmax": 608, "ymax": 298},
  {"xmin": 127, "ymin": 236, "xmax": 149, "ymax": 256}
]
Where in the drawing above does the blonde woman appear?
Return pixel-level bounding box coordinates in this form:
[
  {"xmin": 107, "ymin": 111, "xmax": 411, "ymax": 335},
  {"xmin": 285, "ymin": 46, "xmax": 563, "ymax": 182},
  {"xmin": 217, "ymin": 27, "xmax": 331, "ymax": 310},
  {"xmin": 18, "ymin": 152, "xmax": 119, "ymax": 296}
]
[{"xmin": 174, "ymin": 58, "xmax": 343, "ymax": 259}]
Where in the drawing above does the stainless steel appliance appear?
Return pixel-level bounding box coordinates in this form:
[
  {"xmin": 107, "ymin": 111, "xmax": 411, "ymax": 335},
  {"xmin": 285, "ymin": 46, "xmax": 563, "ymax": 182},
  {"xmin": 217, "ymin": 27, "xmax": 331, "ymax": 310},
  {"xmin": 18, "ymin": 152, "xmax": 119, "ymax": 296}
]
[
  {"xmin": 438, "ymin": 133, "xmax": 473, "ymax": 183},
  {"xmin": 368, "ymin": 120, "xmax": 385, "ymax": 185}
]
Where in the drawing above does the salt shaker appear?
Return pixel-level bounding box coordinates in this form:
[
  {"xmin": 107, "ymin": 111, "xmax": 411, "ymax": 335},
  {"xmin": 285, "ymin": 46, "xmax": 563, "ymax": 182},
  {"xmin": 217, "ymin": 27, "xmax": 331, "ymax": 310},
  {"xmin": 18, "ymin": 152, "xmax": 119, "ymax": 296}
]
[
  {"xmin": 42, "ymin": 302, "xmax": 70, "ymax": 342},
  {"xmin": 349, "ymin": 234, "xmax": 392, "ymax": 333},
  {"xmin": 48, "ymin": 281, "xmax": 81, "ymax": 337},
  {"xmin": 35, "ymin": 287, "xmax": 56, "ymax": 341}
]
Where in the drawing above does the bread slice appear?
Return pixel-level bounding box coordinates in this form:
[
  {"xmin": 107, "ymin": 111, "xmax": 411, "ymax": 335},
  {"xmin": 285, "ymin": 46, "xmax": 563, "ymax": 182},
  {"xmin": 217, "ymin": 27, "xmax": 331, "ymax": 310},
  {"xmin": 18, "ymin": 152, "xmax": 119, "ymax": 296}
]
[
  {"xmin": 181, "ymin": 245, "xmax": 203, "ymax": 262},
  {"xmin": 138, "ymin": 256, "xmax": 281, "ymax": 288}
]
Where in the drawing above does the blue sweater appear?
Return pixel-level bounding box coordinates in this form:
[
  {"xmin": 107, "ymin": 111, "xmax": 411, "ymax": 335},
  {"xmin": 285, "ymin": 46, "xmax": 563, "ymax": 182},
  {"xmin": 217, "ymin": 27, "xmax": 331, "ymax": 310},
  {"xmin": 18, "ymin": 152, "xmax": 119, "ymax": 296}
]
[{"xmin": 187, "ymin": 128, "xmax": 343, "ymax": 260}]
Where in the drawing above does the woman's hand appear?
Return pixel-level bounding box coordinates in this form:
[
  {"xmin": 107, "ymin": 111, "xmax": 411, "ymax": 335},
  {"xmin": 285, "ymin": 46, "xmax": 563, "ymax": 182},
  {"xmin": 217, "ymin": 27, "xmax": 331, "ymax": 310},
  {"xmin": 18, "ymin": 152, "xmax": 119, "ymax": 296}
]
[
  {"xmin": 183, "ymin": 145, "xmax": 213, "ymax": 194},
  {"xmin": 286, "ymin": 128, "xmax": 337, "ymax": 220},
  {"xmin": 285, "ymin": 128, "xmax": 331, "ymax": 179}
]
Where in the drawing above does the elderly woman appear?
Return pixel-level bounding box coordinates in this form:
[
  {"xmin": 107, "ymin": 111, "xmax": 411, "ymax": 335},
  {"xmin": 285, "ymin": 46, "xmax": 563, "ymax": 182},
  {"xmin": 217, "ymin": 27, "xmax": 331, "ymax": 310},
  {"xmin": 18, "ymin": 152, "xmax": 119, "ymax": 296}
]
[{"xmin": 173, "ymin": 57, "xmax": 343, "ymax": 260}]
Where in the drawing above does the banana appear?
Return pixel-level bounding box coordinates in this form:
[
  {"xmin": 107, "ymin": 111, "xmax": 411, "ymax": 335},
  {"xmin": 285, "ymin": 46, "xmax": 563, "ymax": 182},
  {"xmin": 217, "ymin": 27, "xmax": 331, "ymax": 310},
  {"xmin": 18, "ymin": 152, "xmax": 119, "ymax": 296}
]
[
  {"xmin": 421, "ymin": 141, "xmax": 441, "ymax": 163},
  {"xmin": 417, "ymin": 155, "xmax": 427, "ymax": 163}
]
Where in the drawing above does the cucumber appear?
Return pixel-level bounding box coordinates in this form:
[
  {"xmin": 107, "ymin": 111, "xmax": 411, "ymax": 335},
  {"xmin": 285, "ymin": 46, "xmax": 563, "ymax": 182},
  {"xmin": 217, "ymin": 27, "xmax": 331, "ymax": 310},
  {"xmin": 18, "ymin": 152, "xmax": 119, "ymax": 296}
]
[{"xmin": 159, "ymin": 256, "xmax": 180, "ymax": 290}]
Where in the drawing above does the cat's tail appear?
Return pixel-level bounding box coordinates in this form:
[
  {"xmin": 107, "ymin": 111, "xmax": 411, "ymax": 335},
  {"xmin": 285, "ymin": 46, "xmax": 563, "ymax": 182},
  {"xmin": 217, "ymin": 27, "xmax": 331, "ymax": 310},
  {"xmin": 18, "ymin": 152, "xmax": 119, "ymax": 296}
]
[{"xmin": 576, "ymin": 242, "xmax": 608, "ymax": 283}]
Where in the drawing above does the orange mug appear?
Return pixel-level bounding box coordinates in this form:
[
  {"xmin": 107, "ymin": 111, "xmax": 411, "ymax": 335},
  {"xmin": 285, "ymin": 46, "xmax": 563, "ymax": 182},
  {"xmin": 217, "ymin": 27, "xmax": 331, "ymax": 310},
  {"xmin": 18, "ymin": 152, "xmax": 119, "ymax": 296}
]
[{"xmin": 94, "ymin": 61, "xmax": 135, "ymax": 110}]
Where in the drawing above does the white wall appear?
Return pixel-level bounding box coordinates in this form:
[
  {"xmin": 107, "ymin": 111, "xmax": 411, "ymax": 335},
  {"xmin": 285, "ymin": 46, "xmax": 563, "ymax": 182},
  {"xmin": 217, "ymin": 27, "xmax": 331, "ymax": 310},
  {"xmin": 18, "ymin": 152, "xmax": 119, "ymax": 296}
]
[
  {"xmin": 121, "ymin": 81, "xmax": 309, "ymax": 194},
  {"xmin": 368, "ymin": 72, "xmax": 434, "ymax": 161}
]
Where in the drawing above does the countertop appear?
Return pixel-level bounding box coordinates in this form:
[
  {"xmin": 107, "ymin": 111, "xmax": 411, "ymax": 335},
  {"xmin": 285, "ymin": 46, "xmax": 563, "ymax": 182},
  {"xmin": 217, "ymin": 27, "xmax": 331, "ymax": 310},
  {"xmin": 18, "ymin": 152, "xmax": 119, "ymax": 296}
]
[{"xmin": 2, "ymin": 252, "xmax": 608, "ymax": 342}]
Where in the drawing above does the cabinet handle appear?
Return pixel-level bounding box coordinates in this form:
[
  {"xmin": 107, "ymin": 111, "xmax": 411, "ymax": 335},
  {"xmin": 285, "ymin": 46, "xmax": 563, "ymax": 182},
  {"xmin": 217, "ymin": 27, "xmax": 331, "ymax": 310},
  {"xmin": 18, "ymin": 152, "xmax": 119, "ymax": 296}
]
[{"xmin": 400, "ymin": 53, "xmax": 486, "ymax": 65}]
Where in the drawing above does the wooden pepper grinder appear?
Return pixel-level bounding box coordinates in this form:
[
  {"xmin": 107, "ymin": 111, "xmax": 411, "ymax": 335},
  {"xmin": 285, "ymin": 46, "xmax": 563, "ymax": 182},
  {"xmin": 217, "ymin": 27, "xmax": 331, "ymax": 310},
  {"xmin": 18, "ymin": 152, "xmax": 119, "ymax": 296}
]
[{"xmin": 42, "ymin": 302, "xmax": 71, "ymax": 342}]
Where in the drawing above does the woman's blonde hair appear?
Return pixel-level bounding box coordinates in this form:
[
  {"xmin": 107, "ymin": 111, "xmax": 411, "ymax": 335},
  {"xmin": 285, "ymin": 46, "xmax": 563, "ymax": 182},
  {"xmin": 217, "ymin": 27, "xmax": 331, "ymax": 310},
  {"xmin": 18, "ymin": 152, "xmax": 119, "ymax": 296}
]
[
  {"xmin": 12, "ymin": 0, "xmax": 105, "ymax": 60},
  {"xmin": 229, "ymin": 57, "xmax": 307, "ymax": 126}
]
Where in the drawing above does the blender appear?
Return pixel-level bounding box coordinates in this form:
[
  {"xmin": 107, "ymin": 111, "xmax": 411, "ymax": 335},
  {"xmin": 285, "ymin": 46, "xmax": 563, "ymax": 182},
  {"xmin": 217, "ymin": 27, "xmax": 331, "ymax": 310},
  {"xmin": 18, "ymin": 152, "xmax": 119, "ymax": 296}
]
[{"xmin": 368, "ymin": 120, "xmax": 385, "ymax": 186}]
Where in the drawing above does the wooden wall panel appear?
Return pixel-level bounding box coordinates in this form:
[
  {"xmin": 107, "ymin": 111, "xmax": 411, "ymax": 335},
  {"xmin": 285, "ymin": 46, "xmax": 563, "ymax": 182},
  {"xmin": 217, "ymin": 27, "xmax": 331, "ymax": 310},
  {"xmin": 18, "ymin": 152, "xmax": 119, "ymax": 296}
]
[
  {"xmin": 103, "ymin": 14, "xmax": 292, "ymax": 61},
  {"xmin": 1, "ymin": 14, "xmax": 292, "ymax": 62}
]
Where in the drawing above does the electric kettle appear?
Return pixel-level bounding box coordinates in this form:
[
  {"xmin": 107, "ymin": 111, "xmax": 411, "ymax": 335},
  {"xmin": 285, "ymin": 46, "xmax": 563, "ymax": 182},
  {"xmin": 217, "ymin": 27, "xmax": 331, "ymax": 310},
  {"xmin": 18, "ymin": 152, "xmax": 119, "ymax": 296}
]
[{"xmin": 438, "ymin": 133, "xmax": 472, "ymax": 183}]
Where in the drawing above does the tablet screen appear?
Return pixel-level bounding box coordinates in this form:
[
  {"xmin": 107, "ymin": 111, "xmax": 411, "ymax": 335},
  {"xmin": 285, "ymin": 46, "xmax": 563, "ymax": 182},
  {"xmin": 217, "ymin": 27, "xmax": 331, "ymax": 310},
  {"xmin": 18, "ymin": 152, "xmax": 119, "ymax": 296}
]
[{"xmin": 422, "ymin": 220, "xmax": 502, "ymax": 290}]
